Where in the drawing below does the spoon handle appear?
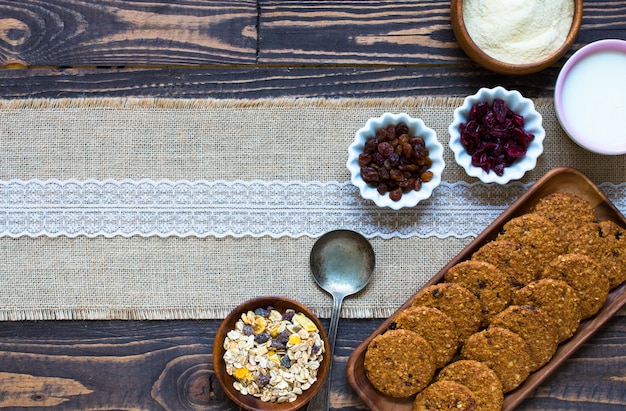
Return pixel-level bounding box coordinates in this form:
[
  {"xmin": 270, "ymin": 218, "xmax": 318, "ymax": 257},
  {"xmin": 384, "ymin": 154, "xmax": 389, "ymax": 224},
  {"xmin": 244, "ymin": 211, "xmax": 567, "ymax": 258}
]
[{"xmin": 306, "ymin": 295, "xmax": 344, "ymax": 411}]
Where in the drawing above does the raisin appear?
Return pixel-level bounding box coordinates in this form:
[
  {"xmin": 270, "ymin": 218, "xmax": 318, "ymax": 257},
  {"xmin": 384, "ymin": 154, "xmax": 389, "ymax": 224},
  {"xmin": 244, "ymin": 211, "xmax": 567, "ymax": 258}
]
[
  {"xmin": 364, "ymin": 137, "xmax": 379, "ymax": 152},
  {"xmin": 242, "ymin": 325, "xmax": 254, "ymax": 336},
  {"xmin": 271, "ymin": 331, "xmax": 290, "ymax": 349},
  {"xmin": 378, "ymin": 167, "xmax": 390, "ymax": 180},
  {"xmin": 378, "ymin": 142, "xmax": 394, "ymax": 158},
  {"xmin": 280, "ymin": 355, "xmax": 292, "ymax": 369},
  {"xmin": 389, "ymin": 187, "xmax": 403, "ymax": 201},
  {"xmin": 257, "ymin": 374, "xmax": 271, "ymax": 387},
  {"xmin": 255, "ymin": 307, "xmax": 272, "ymax": 317},
  {"xmin": 281, "ymin": 311, "xmax": 295, "ymax": 321},
  {"xmin": 396, "ymin": 122, "xmax": 409, "ymax": 135},
  {"xmin": 420, "ymin": 171, "xmax": 434, "ymax": 182},
  {"xmin": 361, "ymin": 167, "xmax": 380, "ymax": 183},
  {"xmin": 390, "ymin": 169, "xmax": 404, "ymax": 182},
  {"xmin": 358, "ymin": 122, "xmax": 434, "ymax": 201},
  {"xmin": 358, "ymin": 153, "xmax": 372, "ymax": 167},
  {"xmin": 254, "ymin": 333, "xmax": 270, "ymax": 343}
]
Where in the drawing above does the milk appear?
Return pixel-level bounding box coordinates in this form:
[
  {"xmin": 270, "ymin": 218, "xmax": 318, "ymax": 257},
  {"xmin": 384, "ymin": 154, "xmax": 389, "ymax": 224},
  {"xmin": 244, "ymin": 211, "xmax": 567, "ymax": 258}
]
[{"xmin": 560, "ymin": 50, "xmax": 626, "ymax": 149}]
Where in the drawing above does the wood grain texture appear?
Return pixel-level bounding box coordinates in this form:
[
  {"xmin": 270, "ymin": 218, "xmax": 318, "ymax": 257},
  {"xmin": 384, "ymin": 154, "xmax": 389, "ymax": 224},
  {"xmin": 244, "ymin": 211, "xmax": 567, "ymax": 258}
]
[
  {"xmin": 0, "ymin": 66, "xmax": 564, "ymax": 99},
  {"xmin": 0, "ymin": 317, "xmax": 625, "ymax": 410},
  {"xmin": 259, "ymin": 0, "xmax": 460, "ymax": 65},
  {"xmin": 1, "ymin": 1, "xmax": 626, "ymax": 410},
  {"xmin": 0, "ymin": 0, "xmax": 625, "ymax": 100},
  {"xmin": 0, "ymin": 0, "xmax": 258, "ymax": 66}
]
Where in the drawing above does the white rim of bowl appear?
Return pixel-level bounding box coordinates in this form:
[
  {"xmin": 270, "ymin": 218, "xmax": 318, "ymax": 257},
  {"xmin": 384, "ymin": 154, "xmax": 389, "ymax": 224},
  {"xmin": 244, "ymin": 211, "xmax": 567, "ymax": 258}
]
[{"xmin": 554, "ymin": 39, "xmax": 626, "ymax": 155}]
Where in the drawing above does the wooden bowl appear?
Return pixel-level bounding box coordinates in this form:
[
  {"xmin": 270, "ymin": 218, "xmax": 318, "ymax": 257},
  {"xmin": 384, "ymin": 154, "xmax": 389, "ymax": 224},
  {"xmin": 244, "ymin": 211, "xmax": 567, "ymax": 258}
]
[
  {"xmin": 450, "ymin": 0, "xmax": 583, "ymax": 75},
  {"xmin": 212, "ymin": 296, "xmax": 330, "ymax": 411}
]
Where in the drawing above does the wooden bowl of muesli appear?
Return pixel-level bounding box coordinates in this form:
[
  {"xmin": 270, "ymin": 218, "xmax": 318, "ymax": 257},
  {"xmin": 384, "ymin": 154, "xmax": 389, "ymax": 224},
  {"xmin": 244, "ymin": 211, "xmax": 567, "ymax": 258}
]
[{"xmin": 213, "ymin": 296, "xmax": 330, "ymax": 411}]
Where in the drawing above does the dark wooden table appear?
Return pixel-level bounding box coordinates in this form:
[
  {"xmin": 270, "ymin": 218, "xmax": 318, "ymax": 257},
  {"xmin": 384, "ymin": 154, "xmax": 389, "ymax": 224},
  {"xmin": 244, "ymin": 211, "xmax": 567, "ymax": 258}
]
[{"xmin": 1, "ymin": 1, "xmax": 625, "ymax": 410}]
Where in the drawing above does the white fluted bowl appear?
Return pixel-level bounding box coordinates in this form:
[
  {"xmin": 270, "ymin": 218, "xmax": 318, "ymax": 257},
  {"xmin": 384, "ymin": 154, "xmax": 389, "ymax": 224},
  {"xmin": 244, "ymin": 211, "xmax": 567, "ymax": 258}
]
[
  {"xmin": 449, "ymin": 86, "xmax": 545, "ymax": 184},
  {"xmin": 347, "ymin": 113, "xmax": 445, "ymax": 210}
]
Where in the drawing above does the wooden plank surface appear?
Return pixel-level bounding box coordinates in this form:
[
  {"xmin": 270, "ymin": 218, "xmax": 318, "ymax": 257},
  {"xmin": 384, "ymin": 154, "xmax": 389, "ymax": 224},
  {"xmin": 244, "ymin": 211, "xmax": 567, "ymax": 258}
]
[
  {"xmin": 1, "ymin": 0, "xmax": 626, "ymax": 410},
  {"xmin": 1, "ymin": 315, "xmax": 625, "ymax": 410},
  {"xmin": 0, "ymin": 0, "xmax": 624, "ymax": 99},
  {"xmin": 0, "ymin": 0, "xmax": 258, "ymax": 66}
]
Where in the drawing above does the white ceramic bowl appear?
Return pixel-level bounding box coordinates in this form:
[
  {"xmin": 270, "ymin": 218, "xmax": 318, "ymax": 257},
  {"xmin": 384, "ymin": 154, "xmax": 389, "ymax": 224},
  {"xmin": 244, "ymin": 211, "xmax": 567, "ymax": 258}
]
[
  {"xmin": 555, "ymin": 39, "xmax": 626, "ymax": 155},
  {"xmin": 347, "ymin": 113, "xmax": 445, "ymax": 210},
  {"xmin": 448, "ymin": 86, "xmax": 545, "ymax": 184}
]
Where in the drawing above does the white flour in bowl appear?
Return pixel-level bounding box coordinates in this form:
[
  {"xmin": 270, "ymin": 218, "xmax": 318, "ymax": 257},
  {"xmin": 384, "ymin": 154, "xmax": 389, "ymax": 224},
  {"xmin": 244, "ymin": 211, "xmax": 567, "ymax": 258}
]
[{"xmin": 463, "ymin": 0, "xmax": 574, "ymax": 64}]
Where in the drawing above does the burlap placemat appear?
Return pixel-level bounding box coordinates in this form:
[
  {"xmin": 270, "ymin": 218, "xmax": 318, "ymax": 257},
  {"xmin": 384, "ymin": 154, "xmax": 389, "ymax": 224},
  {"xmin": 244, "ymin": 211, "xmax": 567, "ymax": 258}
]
[{"xmin": 1, "ymin": 98, "xmax": 624, "ymax": 320}]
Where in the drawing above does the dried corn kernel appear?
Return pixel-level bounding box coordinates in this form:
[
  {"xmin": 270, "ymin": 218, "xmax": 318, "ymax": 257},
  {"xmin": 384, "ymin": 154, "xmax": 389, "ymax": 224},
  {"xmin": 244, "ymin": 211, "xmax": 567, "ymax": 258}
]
[
  {"xmin": 270, "ymin": 325, "xmax": 281, "ymax": 338},
  {"xmin": 288, "ymin": 334, "xmax": 302, "ymax": 345},
  {"xmin": 253, "ymin": 316, "xmax": 267, "ymax": 334},
  {"xmin": 294, "ymin": 313, "xmax": 318, "ymax": 332},
  {"xmin": 268, "ymin": 350, "xmax": 279, "ymax": 363},
  {"xmin": 234, "ymin": 367, "xmax": 252, "ymax": 380}
]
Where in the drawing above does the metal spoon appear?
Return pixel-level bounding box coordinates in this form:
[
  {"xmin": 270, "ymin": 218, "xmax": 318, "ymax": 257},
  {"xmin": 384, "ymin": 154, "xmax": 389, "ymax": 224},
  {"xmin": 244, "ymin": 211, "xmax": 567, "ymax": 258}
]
[{"xmin": 307, "ymin": 229, "xmax": 375, "ymax": 411}]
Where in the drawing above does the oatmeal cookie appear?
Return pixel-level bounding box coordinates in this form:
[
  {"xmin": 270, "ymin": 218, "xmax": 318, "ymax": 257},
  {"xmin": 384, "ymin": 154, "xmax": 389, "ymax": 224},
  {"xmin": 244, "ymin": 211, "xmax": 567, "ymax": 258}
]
[
  {"xmin": 489, "ymin": 305, "xmax": 558, "ymax": 371},
  {"xmin": 437, "ymin": 360, "xmax": 503, "ymax": 411},
  {"xmin": 471, "ymin": 239, "xmax": 536, "ymax": 289},
  {"xmin": 411, "ymin": 282, "xmax": 482, "ymax": 344},
  {"xmin": 496, "ymin": 213, "xmax": 567, "ymax": 282},
  {"xmin": 364, "ymin": 329, "xmax": 436, "ymax": 398},
  {"xmin": 513, "ymin": 279, "xmax": 581, "ymax": 343},
  {"xmin": 568, "ymin": 220, "xmax": 626, "ymax": 289},
  {"xmin": 533, "ymin": 192, "xmax": 596, "ymax": 244},
  {"xmin": 460, "ymin": 327, "xmax": 532, "ymax": 393},
  {"xmin": 413, "ymin": 380, "xmax": 478, "ymax": 411},
  {"xmin": 444, "ymin": 260, "xmax": 514, "ymax": 325},
  {"xmin": 393, "ymin": 306, "xmax": 459, "ymax": 368},
  {"xmin": 541, "ymin": 253, "xmax": 609, "ymax": 318}
]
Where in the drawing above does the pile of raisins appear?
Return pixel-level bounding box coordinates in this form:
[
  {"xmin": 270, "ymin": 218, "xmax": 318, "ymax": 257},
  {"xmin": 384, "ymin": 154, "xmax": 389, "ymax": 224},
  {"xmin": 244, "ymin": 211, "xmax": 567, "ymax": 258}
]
[
  {"xmin": 358, "ymin": 122, "xmax": 434, "ymax": 202},
  {"xmin": 459, "ymin": 99, "xmax": 535, "ymax": 176}
]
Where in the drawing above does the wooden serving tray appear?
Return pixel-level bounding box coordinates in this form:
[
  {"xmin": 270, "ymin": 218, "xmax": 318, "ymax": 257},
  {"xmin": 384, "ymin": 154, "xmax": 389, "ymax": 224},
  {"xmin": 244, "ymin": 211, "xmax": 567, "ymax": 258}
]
[{"xmin": 346, "ymin": 166, "xmax": 626, "ymax": 411}]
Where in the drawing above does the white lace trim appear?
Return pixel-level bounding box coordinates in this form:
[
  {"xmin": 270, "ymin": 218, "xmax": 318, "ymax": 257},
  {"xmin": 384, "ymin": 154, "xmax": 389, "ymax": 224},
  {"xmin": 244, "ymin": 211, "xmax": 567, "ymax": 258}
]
[{"xmin": 1, "ymin": 179, "xmax": 624, "ymax": 239}]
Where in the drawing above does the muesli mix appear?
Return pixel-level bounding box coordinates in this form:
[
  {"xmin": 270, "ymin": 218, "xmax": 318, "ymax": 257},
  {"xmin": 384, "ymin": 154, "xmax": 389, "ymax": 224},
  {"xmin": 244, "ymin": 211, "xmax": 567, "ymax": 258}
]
[{"xmin": 223, "ymin": 306, "xmax": 325, "ymax": 403}]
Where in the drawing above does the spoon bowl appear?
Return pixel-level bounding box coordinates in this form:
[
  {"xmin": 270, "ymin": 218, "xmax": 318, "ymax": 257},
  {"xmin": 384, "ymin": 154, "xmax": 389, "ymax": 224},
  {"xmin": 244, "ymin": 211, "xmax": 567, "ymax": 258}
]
[
  {"xmin": 307, "ymin": 229, "xmax": 375, "ymax": 410},
  {"xmin": 310, "ymin": 230, "xmax": 374, "ymax": 297}
]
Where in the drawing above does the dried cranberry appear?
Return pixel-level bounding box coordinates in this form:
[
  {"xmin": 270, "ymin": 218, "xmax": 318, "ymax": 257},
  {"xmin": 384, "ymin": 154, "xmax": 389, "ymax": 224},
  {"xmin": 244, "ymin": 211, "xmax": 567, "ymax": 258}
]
[{"xmin": 459, "ymin": 99, "xmax": 534, "ymax": 176}]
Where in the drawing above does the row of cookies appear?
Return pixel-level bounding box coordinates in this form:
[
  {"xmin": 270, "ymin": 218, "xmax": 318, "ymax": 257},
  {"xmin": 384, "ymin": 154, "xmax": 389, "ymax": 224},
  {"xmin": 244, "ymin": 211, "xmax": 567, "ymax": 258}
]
[
  {"xmin": 363, "ymin": 193, "xmax": 626, "ymax": 409},
  {"xmin": 363, "ymin": 281, "xmax": 504, "ymax": 410},
  {"xmin": 445, "ymin": 193, "xmax": 625, "ymax": 395}
]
